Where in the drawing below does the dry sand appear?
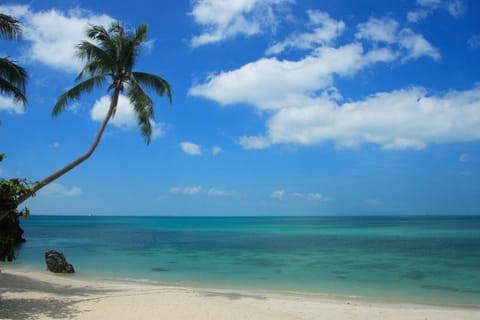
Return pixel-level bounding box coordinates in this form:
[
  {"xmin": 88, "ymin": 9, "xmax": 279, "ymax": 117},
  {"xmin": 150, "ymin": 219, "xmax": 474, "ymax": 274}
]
[{"xmin": 0, "ymin": 266, "xmax": 478, "ymax": 320}]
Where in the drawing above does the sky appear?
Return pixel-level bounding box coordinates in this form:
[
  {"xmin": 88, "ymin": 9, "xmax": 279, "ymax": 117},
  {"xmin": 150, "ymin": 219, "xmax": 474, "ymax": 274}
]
[{"xmin": 0, "ymin": 0, "xmax": 479, "ymax": 216}]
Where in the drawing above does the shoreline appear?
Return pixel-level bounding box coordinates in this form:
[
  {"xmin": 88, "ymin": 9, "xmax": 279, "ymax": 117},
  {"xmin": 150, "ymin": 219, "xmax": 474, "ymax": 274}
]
[
  {"xmin": 6, "ymin": 264, "xmax": 479, "ymax": 309},
  {"xmin": 1, "ymin": 265, "xmax": 478, "ymax": 320}
]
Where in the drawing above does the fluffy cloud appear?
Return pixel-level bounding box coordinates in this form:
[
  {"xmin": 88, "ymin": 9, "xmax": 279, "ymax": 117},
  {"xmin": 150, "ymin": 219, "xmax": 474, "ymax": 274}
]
[
  {"xmin": 0, "ymin": 96, "xmax": 24, "ymax": 114},
  {"xmin": 0, "ymin": 5, "xmax": 113, "ymax": 72},
  {"xmin": 190, "ymin": 0, "xmax": 292, "ymax": 47},
  {"xmin": 40, "ymin": 182, "xmax": 82, "ymax": 197},
  {"xmin": 212, "ymin": 146, "xmax": 223, "ymax": 155},
  {"xmin": 407, "ymin": 0, "xmax": 466, "ymax": 22},
  {"xmin": 170, "ymin": 186, "xmax": 230, "ymax": 196},
  {"xmin": 190, "ymin": 16, "xmax": 437, "ymax": 111},
  {"xmin": 179, "ymin": 142, "xmax": 202, "ymax": 156},
  {"xmin": 190, "ymin": 43, "xmax": 394, "ymax": 109},
  {"xmin": 266, "ymin": 10, "xmax": 345, "ymax": 55},
  {"xmin": 272, "ymin": 189, "xmax": 328, "ymax": 201},
  {"xmin": 91, "ymin": 95, "xmax": 164, "ymax": 140},
  {"xmin": 189, "ymin": 12, "xmax": 478, "ymax": 151},
  {"xmin": 261, "ymin": 86, "xmax": 480, "ymax": 150},
  {"xmin": 238, "ymin": 136, "xmax": 271, "ymax": 150},
  {"xmin": 355, "ymin": 17, "xmax": 440, "ymax": 61}
]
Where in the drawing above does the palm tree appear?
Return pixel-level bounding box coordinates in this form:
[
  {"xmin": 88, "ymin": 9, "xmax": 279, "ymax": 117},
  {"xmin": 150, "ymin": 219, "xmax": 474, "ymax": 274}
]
[
  {"xmin": 14, "ymin": 22, "xmax": 172, "ymax": 207},
  {"xmin": 0, "ymin": 13, "xmax": 27, "ymax": 106}
]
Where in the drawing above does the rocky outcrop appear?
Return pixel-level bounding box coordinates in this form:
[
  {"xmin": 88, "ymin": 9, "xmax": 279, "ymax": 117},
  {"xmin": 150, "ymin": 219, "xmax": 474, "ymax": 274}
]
[{"xmin": 45, "ymin": 250, "xmax": 75, "ymax": 273}]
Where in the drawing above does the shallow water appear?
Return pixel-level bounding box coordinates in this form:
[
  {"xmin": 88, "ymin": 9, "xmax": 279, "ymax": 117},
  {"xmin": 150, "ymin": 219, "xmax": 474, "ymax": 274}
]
[{"xmin": 9, "ymin": 215, "xmax": 480, "ymax": 305}]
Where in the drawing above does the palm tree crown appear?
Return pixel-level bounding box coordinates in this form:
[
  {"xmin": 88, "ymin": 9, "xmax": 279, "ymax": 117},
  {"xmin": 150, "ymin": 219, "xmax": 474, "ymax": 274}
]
[
  {"xmin": 53, "ymin": 22, "xmax": 172, "ymax": 143},
  {"xmin": 0, "ymin": 13, "xmax": 27, "ymax": 106},
  {"xmin": 14, "ymin": 22, "xmax": 171, "ymax": 207}
]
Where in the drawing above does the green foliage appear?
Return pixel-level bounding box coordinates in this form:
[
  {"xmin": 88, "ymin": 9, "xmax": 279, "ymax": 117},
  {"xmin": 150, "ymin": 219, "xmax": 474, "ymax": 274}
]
[
  {"xmin": 0, "ymin": 154, "xmax": 32, "ymax": 261},
  {"xmin": 0, "ymin": 178, "xmax": 33, "ymax": 217}
]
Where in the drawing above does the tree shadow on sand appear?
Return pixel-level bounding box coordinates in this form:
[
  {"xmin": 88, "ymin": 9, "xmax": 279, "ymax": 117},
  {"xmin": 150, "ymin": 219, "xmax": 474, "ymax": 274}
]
[
  {"xmin": 0, "ymin": 272, "xmax": 111, "ymax": 320},
  {"xmin": 0, "ymin": 296, "xmax": 80, "ymax": 320}
]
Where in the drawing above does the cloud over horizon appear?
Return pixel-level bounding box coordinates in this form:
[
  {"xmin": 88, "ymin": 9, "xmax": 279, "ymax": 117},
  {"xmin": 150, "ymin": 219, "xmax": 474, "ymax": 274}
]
[
  {"xmin": 170, "ymin": 186, "xmax": 231, "ymax": 196},
  {"xmin": 40, "ymin": 182, "xmax": 82, "ymax": 197}
]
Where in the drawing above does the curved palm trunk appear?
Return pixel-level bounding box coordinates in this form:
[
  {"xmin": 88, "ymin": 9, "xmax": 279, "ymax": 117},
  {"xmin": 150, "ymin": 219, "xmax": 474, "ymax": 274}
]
[{"xmin": 0, "ymin": 89, "xmax": 120, "ymax": 221}]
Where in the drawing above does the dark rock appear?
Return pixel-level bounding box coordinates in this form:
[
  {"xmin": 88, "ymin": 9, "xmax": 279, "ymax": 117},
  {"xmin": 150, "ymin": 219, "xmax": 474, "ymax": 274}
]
[{"xmin": 45, "ymin": 250, "xmax": 75, "ymax": 273}]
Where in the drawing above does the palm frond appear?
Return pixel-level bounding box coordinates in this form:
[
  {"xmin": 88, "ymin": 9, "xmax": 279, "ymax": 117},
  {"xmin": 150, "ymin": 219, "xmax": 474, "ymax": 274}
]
[
  {"xmin": 0, "ymin": 14, "xmax": 22, "ymax": 40},
  {"xmin": 0, "ymin": 78, "xmax": 27, "ymax": 105},
  {"xmin": 0, "ymin": 57, "xmax": 27, "ymax": 105},
  {"xmin": 52, "ymin": 75, "xmax": 105, "ymax": 117},
  {"xmin": 132, "ymin": 72, "xmax": 172, "ymax": 103},
  {"xmin": 127, "ymin": 81, "xmax": 154, "ymax": 143},
  {"xmin": 75, "ymin": 41, "xmax": 114, "ymax": 80},
  {"xmin": 86, "ymin": 24, "xmax": 110, "ymax": 42},
  {"xmin": 134, "ymin": 24, "xmax": 148, "ymax": 45}
]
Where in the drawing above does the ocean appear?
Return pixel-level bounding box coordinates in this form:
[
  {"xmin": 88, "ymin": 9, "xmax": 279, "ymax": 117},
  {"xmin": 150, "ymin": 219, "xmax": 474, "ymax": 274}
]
[{"xmin": 8, "ymin": 215, "xmax": 480, "ymax": 306}]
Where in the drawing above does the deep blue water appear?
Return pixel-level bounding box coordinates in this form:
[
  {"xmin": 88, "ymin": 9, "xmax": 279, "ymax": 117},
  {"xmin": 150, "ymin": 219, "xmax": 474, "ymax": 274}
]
[{"xmin": 7, "ymin": 215, "xmax": 480, "ymax": 306}]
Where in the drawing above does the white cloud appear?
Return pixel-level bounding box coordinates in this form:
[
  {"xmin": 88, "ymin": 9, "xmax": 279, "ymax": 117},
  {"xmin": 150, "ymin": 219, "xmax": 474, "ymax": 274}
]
[
  {"xmin": 180, "ymin": 142, "xmax": 202, "ymax": 156},
  {"xmin": 356, "ymin": 17, "xmax": 440, "ymax": 61},
  {"xmin": 468, "ymin": 34, "xmax": 480, "ymax": 50},
  {"xmin": 355, "ymin": 17, "xmax": 399, "ymax": 43},
  {"xmin": 189, "ymin": 13, "xmax": 473, "ymax": 151},
  {"xmin": 190, "ymin": 16, "xmax": 437, "ymax": 111},
  {"xmin": 408, "ymin": 0, "xmax": 466, "ymax": 22},
  {"xmin": 207, "ymin": 188, "xmax": 230, "ymax": 196},
  {"xmin": 272, "ymin": 189, "xmax": 285, "ymax": 199},
  {"xmin": 190, "ymin": 43, "xmax": 394, "ymax": 110},
  {"xmin": 292, "ymin": 192, "xmax": 329, "ymax": 201},
  {"xmin": 170, "ymin": 186, "xmax": 202, "ymax": 195},
  {"xmin": 459, "ymin": 153, "xmax": 472, "ymax": 162},
  {"xmin": 271, "ymin": 189, "xmax": 328, "ymax": 201},
  {"xmin": 266, "ymin": 10, "xmax": 345, "ymax": 55},
  {"xmin": 190, "ymin": 0, "xmax": 292, "ymax": 47},
  {"xmin": 52, "ymin": 142, "xmax": 61, "ymax": 148},
  {"xmin": 40, "ymin": 182, "xmax": 82, "ymax": 197},
  {"xmin": 238, "ymin": 136, "xmax": 271, "ymax": 150},
  {"xmin": 407, "ymin": 9, "xmax": 431, "ymax": 23},
  {"xmin": 91, "ymin": 95, "xmax": 164, "ymax": 140},
  {"xmin": 417, "ymin": 0, "xmax": 443, "ymax": 8},
  {"xmin": 0, "ymin": 96, "xmax": 24, "ymax": 114},
  {"xmin": 212, "ymin": 146, "xmax": 222, "ymax": 155},
  {"xmin": 262, "ymin": 86, "xmax": 480, "ymax": 150},
  {"xmin": 0, "ymin": 5, "xmax": 114, "ymax": 72},
  {"xmin": 204, "ymin": 85, "xmax": 480, "ymax": 151},
  {"xmin": 447, "ymin": 0, "xmax": 466, "ymax": 17},
  {"xmin": 398, "ymin": 29, "xmax": 440, "ymax": 61},
  {"xmin": 170, "ymin": 186, "xmax": 230, "ymax": 196}
]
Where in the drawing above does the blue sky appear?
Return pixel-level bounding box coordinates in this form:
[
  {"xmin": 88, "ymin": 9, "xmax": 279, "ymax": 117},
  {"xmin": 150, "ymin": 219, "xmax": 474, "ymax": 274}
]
[{"xmin": 1, "ymin": 0, "xmax": 479, "ymax": 216}]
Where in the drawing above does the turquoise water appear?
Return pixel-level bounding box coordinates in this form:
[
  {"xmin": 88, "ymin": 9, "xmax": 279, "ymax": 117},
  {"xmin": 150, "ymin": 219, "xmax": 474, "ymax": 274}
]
[{"xmin": 7, "ymin": 215, "xmax": 480, "ymax": 306}]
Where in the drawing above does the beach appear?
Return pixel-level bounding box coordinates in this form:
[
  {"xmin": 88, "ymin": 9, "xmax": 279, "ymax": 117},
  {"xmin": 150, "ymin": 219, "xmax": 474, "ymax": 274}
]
[{"xmin": 1, "ymin": 266, "xmax": 478, "ymax": 320}]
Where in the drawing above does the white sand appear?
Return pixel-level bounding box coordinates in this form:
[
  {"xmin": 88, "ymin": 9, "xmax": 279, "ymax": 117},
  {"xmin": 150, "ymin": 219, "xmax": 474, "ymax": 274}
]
[{"xmin": 1, "ymin": 266, "xmax": 478, "ymax": 320}]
